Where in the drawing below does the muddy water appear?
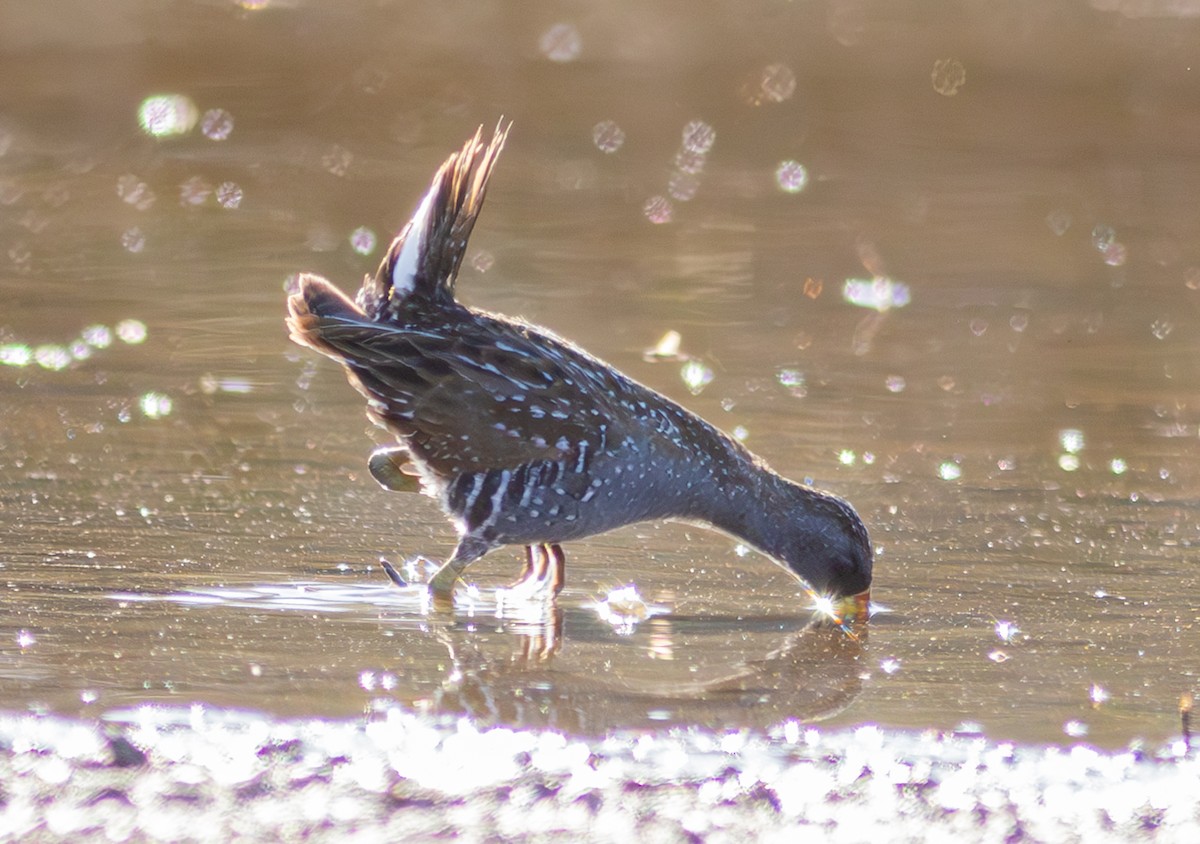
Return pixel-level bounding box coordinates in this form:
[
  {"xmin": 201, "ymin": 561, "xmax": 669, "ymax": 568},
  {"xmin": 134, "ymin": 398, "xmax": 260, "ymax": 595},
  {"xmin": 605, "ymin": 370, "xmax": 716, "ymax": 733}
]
[{"xmin": 2, "ymin": 1, "xmax": 1199, "ymax": 751}]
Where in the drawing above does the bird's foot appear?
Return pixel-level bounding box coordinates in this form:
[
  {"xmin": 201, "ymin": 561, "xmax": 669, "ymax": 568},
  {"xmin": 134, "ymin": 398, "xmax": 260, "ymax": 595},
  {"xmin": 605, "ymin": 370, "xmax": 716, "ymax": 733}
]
[
  {"xmin": 380, "ymin": 558, "xmax": 408, "ymax": 587},
  {"xmin": 498, "ymin": 544, "xmax": 564, "ymax": 603},
  {"xmin": 426, "ymin": 560, "xmax": 468, "ymax": 610}
]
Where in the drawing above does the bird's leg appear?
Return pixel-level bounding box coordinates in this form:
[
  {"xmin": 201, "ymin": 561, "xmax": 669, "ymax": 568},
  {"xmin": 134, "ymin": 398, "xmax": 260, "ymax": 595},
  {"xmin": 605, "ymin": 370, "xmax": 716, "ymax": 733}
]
[
  {"xmin": 519, "ymin": 544, "xmax": 566, "ymax": 596},
  {"xmin": 528, "ymin": 544, "xmax": 550, "ymax": 585},
  {"xmin": 546, "ymin": 544, "xmax": 565, "ymax": 596},
  {"xmin": 506, "ymin": 545, "xmax": 540, "ymax": 590},
  {"xmin": 428, "ymin": 536, "xmax": 490, "ymax": 598},
  {"xmin": 499, "ymin": 544, "xmax": 564, "ymax": 601}
]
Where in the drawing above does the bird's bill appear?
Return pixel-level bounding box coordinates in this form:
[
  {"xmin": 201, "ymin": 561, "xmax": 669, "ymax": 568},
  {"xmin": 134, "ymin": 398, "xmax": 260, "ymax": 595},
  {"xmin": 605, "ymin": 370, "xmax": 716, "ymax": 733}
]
[{"xmin": 837, "ymin": 588, "xmax": 871, "ymax": 624}]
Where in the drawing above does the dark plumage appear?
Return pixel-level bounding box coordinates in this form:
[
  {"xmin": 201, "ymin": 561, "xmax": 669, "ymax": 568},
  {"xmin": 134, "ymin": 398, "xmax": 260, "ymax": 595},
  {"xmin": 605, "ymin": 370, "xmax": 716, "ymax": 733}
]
[{"xmin": 286, "ymin": 124, "xmax": 872, "ymax": 609}]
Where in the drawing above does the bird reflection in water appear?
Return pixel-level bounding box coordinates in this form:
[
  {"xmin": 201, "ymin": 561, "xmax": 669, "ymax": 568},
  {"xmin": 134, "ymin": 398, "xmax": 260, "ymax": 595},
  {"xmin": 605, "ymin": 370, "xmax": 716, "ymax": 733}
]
[{"xmin": 377, "ymin": 585, "xmax": 869, "ymax": 735}]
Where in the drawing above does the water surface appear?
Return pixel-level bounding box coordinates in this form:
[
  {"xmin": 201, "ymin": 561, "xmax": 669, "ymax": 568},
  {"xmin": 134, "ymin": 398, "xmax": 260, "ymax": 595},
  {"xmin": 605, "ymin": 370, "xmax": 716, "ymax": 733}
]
[{"xmin": 2, "ymin": 0, "xmax": 1199, "ymax": 750}]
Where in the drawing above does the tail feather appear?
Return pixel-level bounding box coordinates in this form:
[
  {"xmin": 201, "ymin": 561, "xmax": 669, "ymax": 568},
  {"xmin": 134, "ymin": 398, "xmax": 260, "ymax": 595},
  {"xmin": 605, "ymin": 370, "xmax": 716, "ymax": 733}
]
[
  {"xmin": 286, "ymin": 273, "xmax": 367, "ymax": 361},
  {"xmin": 358, "ymin": 121, "xmax": 510, "ymax": 322}
]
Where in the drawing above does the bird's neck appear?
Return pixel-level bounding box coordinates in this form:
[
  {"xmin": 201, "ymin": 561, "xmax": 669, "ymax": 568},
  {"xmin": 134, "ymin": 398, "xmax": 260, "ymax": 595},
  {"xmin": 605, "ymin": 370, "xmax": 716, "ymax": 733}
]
[{"xmin": 697, "ymin": 458, "xmax": 837, "ymax": 591}]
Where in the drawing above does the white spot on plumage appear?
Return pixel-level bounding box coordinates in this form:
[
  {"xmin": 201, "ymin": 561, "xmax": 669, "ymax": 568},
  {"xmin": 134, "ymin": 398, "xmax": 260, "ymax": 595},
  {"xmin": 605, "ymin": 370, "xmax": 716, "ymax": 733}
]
[{"xmin": 482, "ymin": 469, "xmax": 511, "ymax": 528}]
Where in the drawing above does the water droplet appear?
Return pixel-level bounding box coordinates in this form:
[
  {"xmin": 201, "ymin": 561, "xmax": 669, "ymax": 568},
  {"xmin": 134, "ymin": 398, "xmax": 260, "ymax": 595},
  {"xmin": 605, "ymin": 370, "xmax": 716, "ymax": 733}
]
[
  {"xmin": 121, "ymin": 226, "xmax": 145, "ymax": 253},
  {"xmin": 680, "ymin": 359, "xmax": 713, "ymax": 394},
  {"xmin": 937, "ymin": 460, "xmax": 962, "ymax": 481},
  {"xmin": 645, "ymin": 330, "xmax": 683, "ymax": 362},
  {"xmin": 994, "ymin": 620, "xmax": 1019, "ymax": 643},
  {"xmin": 667, "ymin": 170, "xmax": 700, "ymax": 202},
  {"xmin": 216, "ymin": 181, "xmax": 243, "ymax": 209},
  {"xmin": 1045, "ymin": 209, "xmax": 1072, "ymax": 236},
  {"xmin": 117, "ymin": 174, "xmax": 156, "ymax": 210},
  {"xmin": 83, "ymin": 325, "xmax": 112, "ymax": 349},
  {"xmin": 931, "ymin": 58, "xmax": 966, "ymax": 96},
  {"xmin": 1058, "ymin": 454, "xmax": 1080, "ymax": 472},
  {"xmin": 470, "ymin": 250, "xmax": 494, "ymax": 273},
  {"xmin": 589, "ymin": 584, "xmax": 665, "ymax": 634},
  {"xmin": 643, "ymin": 195, "xmax": 673, "ymax": 224},
  {"xmin": 116, "ymin": 319, "xmax": 148, "ymax": 344},
  {"xmin": 1110, "ymin": 458, "xmax": 1127, "ymax": 475},
  {"xmin": 138, "ymin": 94, "xmax": 198, "ymax": 137},
  {"xmin": 838, "ymin": 449, "xmax": 857, "ymax": 466},
  {"xmin": 592, "ymin": 120, "xmax": 625, "ymax": 153},
  {"xmin": 732, "ymin": 425, "xmax": 749, "ymax": 442},
  {"xmin": 987, "ymin": 650, "xmax": 1009, "ymax": 663},
  {"xmin": 0, "ymin": 344, "xmax": 32, "ymax": 367},
  {"xmin": 827, "ymin": 0, "xmax": 867, "ymax": 45},
  {"xmin": 16, "ymin": 630, "xmax": 35, "ymax": 648},
  {"xmin": 885, "ymin": 375, "xmax": 906, "ymax": 393},
  {"xmin": 1063, "ymin": 720, "xmax": 1089, "ymax": 738},
  {"xmin": 349, "ymin": 226, "xmax": 377, "ymax": 255},
  {"xmin": 322, "ymin": 144, "xmax": 353, "ymax": 177},
  {"xmin": 681, "ymin": 120, "xmax": 716, "ymax": 155},
  {"xmin": 540, "ymin": 22, "xmax": 582, "ymax": 63},
  {"xmin": 672, "ymin": 150, "xmax": 707, "ymax": 178},
  {"xmin": 880, "ymin": 657, "xmax": 901, "ymax": 675},
  {"xmin": 34, "ymin": 345, "xmax": 71, "ymax": 371},
  {"xmin": 1091, "ymin": 224, "xmax": 1116, "ymax": 251},
  {"xmin": 777, "ymin": 368, "xmax": 806, "ymax": 397},
  {"xmin": 139, "ymin": 392, "xmax": 173, "ymax": 419},
  {"xmin": 842, "ymin": 277, "xmax": 911, "ymax": 311},
  {"xmin": 969, "ymin": 318, "xmax": 988, "ymax": 336},
  {"xmin": 775, "ymin": 160, "xmax": 808, "ymax": 193},
  {"xmin": 802, "ymin": 277, "xmax": 823, "ymax": 299},
  {"xmin": 1102, "ymin": 241, "xmax": 1127, "ymax": 266},
  {"xmin": 179, "ymin": 176, "xmax": 212, "ymax": 206},
  {"xmin": 1009, "ymin": 313, "xmax": 1029, "ymax": 332},
  {"xmin": 9, "ymin": 241, "xmax": 31, "ymax": 271},
  {"xmin": 1151, "ymin": 319, "xmax": 1173, "ymax": 340},
  {"xmin": 1059, "ymin": 428, "xmax": 1085, "ymax": 454},
  {"xmin": 1184, "ymin": 266, "xmax": 1200, "ymax": 290},
  {"xmin": 1090, "ymin": 684, "xmax": 1110, "ymax": 705},
  {"xmin": 758, "ymin": 63, "xmax": 797, "ymax": 103},
  {"xmin": 200, "ymin": 108, "xmax": 234, "ymax": 140}
]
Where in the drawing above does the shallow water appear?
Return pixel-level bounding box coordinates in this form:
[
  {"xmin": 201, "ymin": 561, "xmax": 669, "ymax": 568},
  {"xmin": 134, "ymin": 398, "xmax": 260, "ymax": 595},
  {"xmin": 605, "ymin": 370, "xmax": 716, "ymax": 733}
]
[{"xmin": 2, "ymin": 1, "xmax": 1199, "ymax": 752}]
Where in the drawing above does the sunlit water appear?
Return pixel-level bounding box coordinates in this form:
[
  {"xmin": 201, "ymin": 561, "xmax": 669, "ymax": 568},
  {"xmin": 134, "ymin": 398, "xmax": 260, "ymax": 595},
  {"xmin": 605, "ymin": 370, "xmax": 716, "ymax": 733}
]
[{"xmin": 2, "ymin": 1, "xmax": 1199, "ymax": 756}]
